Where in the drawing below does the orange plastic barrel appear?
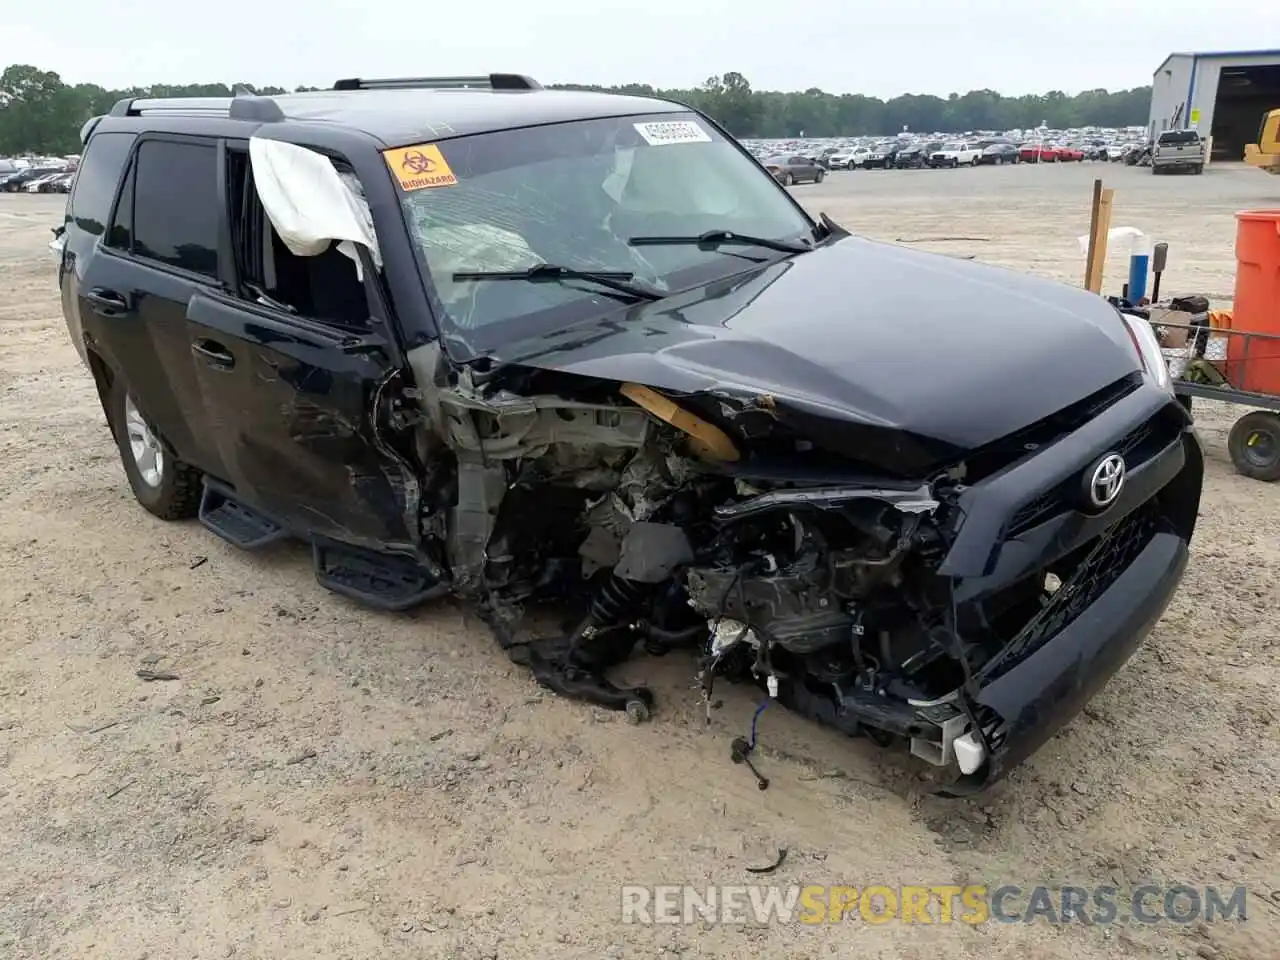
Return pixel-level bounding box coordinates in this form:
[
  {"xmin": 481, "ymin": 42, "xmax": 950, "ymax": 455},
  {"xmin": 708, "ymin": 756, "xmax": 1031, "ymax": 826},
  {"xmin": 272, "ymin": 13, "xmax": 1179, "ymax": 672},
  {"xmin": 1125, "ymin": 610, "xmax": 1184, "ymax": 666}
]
[{"xmin": 1229, "ymin": 210, "xmax": 1280, "ymax": 395}]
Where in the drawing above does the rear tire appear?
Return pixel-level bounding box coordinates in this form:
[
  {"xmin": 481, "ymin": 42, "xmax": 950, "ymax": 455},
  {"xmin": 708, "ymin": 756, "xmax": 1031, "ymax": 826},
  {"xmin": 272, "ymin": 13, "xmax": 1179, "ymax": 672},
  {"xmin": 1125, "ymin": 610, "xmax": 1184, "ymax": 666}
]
[
  {"xmin": 1227, "ymin": 411, "xmax": 1280, "ymax": 482},
  {"xmin": 815, "ymin": 169, "xmax": 825, "ymax": 183},
  {"xmin": 109, "ymin": 376, "xmax": 203, "ymax": 520}
]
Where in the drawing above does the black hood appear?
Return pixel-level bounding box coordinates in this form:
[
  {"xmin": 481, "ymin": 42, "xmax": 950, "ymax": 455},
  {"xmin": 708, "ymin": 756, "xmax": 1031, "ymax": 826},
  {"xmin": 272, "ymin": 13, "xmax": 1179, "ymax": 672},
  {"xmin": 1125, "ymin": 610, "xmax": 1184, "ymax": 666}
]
[{"xmin": 483, "ymin": 236, "xmax": 1141, "ymax": 454}]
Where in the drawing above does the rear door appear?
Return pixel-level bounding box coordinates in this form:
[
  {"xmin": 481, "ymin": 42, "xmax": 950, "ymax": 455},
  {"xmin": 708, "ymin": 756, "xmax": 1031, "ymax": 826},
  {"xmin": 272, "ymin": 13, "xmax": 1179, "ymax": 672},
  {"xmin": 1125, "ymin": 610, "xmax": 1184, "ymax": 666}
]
[
  {"xmin": 183, "ymin": 143, "xmax": 416, "ymax": 549},
  {"xmin": 79, "ymin": 134, "xmax": 232, "ymax": 477},
  {"xmin": 61, "ymin": 132, "xmax": 227, "ymax": 481},
  {"xmin": 60, "ymin": 129, "xmax": 137, "ymax": 368}
]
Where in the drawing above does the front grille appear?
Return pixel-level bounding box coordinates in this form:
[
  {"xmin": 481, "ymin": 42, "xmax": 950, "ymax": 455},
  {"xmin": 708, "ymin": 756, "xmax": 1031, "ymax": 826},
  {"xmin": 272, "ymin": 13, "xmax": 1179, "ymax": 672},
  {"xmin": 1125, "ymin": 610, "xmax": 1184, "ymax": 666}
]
[
  {"xmin": 980, "ymin": 502, "xmax": 1159, "ymax": 682},
  {"xmin": 1005, "ymin": 406, "xmax": 1184, "ymax": 536}
]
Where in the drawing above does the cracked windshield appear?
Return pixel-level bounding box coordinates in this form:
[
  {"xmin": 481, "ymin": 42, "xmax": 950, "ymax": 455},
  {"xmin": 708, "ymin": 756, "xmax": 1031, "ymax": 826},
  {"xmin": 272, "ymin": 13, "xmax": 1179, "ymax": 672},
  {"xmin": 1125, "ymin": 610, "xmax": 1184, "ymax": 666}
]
[{"xmin": 393, "ymin": 113, "xmax": 812, "ymax": 341}]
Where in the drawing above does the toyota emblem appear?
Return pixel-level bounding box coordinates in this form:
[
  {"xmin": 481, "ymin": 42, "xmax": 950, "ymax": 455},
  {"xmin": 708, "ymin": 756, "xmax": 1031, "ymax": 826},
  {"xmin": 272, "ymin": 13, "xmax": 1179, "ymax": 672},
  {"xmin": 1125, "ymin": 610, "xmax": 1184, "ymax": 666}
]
[{"xmin": 1087, "ymin": 453, "xmax": 1126, "ymax": 509}]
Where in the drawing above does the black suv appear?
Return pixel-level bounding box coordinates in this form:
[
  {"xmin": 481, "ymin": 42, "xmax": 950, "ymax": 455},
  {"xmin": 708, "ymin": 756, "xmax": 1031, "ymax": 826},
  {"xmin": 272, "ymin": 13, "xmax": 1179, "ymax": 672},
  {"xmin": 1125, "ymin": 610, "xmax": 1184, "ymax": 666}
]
[{"xmin": 57, "ymin": 74, "xmax": 1203, "ymax": 793}]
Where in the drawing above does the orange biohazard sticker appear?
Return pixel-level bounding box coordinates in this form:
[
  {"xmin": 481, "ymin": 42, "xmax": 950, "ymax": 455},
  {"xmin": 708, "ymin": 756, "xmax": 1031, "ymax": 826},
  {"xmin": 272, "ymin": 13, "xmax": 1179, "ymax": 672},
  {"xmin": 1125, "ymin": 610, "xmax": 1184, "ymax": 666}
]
[{"xmin": 383, "ymin": 144, "xmax": 458, "ymax": 191}]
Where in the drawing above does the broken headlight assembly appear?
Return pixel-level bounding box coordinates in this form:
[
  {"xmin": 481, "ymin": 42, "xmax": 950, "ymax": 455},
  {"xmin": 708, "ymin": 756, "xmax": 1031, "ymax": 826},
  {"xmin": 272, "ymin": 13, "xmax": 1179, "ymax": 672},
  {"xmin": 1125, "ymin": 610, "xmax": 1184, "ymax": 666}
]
[{"xmin": 1120, "ymin": 309, "xmax": 1173, "ymax": 393}]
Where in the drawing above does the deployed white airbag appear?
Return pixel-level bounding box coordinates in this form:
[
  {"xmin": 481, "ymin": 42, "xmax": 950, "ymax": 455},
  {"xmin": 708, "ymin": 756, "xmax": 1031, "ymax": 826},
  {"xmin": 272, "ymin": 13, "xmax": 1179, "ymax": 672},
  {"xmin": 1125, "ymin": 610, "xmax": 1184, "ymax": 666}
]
[{"xmin": 248, "ymin": 138, "xmax": 382, "ymax": 278}]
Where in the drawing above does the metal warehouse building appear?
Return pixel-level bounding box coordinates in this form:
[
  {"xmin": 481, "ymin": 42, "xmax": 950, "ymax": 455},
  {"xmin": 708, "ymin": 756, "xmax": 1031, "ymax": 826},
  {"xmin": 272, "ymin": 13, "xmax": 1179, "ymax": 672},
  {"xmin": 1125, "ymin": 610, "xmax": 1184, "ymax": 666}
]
[{"xmin": 1149, "ymin": 49, "xmax": 1280, "ymax": 161}]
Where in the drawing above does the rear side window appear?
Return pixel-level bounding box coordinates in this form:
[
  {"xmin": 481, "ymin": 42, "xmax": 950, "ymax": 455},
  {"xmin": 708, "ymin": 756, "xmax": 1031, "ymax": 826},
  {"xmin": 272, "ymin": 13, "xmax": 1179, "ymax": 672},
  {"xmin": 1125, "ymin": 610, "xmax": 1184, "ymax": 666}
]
[
  {"xmin": 69, "ymin": 132, "xmax": 136, "ymax": 236},
  {"xmin": 130, "ymin": 140, "xmax": 220, "ymax": 278}
]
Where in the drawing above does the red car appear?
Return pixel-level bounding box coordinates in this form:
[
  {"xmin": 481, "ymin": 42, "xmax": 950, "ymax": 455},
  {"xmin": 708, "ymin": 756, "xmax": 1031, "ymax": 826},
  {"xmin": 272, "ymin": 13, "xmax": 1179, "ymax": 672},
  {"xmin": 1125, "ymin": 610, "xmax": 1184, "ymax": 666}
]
[
  {"xmin": 1056, "ymin": 145, "xmax": 1085, "ymax": 162},
  {"xmin": 1019, "ymin": 143, "xmax": 1059, "ymax": 163}
]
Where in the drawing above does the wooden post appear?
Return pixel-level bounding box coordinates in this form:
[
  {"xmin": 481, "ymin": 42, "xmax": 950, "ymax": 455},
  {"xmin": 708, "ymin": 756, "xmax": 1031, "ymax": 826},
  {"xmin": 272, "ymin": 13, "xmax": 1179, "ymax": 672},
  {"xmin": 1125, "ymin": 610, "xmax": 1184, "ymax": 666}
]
[
  {"xmin": 1083, "ymin": 179, "xmax": 1102, "ymax": 290},
  {"xmin": 1084, "ymin": 181, "xmax": 1115, "ymax": 294}
]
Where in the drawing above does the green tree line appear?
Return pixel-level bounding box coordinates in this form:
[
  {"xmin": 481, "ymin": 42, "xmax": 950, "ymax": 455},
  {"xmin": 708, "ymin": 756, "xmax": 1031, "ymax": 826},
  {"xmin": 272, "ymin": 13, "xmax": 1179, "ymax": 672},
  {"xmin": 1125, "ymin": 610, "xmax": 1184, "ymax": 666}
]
[{"xmin": 0, "ymin": 63, "xmax": 1152, "ymax": 156}]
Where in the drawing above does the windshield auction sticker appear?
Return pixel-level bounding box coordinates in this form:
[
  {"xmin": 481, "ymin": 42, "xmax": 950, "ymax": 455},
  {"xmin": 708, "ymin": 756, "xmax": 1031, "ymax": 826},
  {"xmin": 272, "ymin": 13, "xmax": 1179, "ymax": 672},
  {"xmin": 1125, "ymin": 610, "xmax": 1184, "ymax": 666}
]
[
  {"xmin": 383, "ymin": 144, "xmax": 458, "ymax": 190},
  {"xmin": 633, "ymin": 120, "xmax": 713, "ymax": 146}
]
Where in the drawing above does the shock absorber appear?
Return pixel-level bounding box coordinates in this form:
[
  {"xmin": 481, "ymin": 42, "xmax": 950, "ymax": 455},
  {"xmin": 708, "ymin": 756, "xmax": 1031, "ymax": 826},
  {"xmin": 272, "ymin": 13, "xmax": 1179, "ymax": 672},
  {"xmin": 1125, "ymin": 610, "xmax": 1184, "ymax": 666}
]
[
  {"xmin": 588, "ymin": 573, "xmax": 648, "ymax": 627},
  {"xmin": 563, "ymin": 572, "xmax": 649, "ymax": 669}
]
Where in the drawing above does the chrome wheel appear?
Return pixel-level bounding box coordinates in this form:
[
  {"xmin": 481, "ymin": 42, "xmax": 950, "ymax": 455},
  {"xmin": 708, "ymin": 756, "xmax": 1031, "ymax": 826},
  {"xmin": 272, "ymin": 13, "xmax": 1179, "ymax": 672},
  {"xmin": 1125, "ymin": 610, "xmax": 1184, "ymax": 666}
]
[{"xmin": 123, "ymin": 394, "xmax": 164, "ymax": 488}]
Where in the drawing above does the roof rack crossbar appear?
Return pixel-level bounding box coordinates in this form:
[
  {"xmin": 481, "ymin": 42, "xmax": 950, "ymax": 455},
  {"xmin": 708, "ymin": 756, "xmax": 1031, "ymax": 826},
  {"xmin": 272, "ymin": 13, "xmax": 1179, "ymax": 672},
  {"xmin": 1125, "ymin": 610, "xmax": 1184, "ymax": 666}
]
[
  {"xmin": 107, "ymin": 96, "xmax": 285, "ymax": 122},
  {"xmin": 332, "ymin": 73, "xmax": 540, "ymax": 92}
]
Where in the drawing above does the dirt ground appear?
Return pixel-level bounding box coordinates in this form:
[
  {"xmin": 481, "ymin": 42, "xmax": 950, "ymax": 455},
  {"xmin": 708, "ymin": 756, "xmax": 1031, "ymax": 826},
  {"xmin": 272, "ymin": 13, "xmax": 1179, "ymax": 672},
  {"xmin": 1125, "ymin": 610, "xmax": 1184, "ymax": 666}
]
[{"xmin": 2, "ymin": 161, "xmax": 1278, "ymax": 960}]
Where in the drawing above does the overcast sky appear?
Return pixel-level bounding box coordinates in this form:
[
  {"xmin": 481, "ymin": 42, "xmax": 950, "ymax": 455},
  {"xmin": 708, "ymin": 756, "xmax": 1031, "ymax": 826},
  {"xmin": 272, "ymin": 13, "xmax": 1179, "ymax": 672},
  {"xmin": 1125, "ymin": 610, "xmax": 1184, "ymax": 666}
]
[{"xmin": 5, "ymin": 1, "xmax": 1273, "ymax": 98}]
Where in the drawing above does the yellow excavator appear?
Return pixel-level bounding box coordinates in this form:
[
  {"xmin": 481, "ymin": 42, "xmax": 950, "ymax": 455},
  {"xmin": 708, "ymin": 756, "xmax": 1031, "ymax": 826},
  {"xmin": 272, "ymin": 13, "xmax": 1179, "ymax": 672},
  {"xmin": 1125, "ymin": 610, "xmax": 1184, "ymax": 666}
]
[{"xmin": 1245, "ymin": 108, "xmax": 1280, "ymax": 173}]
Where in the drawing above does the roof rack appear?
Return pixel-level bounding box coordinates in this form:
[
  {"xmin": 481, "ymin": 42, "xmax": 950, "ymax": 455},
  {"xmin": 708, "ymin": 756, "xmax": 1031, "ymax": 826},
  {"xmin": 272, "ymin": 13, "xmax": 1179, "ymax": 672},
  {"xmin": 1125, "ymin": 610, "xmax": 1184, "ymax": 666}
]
[
  {"xmin": 107, "ymin": 95, "xmax": 285, "ymax": 122},
  {"xmin": 331, "ymin": 74, "xmax": 541, "ymax": 92}
]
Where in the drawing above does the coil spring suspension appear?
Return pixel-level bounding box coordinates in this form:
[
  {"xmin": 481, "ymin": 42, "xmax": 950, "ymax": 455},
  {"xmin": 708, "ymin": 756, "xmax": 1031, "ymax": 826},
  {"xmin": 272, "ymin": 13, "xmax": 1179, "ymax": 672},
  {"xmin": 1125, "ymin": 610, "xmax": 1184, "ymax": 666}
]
[
  {"xmin": 560, "ymin": 573, "xmax": 649, "ymax": 671},
  {"xmin": 587, "ymin": 573, "xmax": 647, "ymax": 629}
]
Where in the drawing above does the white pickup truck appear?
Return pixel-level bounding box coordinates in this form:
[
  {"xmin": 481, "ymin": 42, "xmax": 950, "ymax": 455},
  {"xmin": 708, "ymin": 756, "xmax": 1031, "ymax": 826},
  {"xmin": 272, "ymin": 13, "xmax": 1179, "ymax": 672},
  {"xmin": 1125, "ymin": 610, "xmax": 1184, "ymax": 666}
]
[{"xmin": 929, "ymin": 141, "xmax": 982, "ymax": 167}]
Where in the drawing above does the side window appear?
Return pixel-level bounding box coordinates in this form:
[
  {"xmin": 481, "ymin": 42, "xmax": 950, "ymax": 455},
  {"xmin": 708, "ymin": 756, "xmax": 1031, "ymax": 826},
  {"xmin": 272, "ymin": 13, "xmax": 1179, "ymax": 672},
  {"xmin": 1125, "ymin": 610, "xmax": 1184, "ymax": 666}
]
[
  {"xmin": 68, "ymin": 131, "xmax": 136, "ymax": 237},
  {"xmin": 106, "ymin": 157, "xmax": 134, "ymax": 250},
  {"xmin": 131, "ymin": 140, "xmax": 220, "ymax": 278},
  {"xmin": 224, "ymin": 148, "xmax": 370, "ymax": 328}
]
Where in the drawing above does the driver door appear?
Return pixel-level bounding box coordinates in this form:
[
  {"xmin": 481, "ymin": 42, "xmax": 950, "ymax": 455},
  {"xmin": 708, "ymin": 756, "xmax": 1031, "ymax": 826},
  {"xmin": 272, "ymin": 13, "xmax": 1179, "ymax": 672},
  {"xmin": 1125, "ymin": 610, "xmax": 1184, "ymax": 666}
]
[{"xmin": 186, "ymin": 142, "xmax": 417, "ymax": 549}]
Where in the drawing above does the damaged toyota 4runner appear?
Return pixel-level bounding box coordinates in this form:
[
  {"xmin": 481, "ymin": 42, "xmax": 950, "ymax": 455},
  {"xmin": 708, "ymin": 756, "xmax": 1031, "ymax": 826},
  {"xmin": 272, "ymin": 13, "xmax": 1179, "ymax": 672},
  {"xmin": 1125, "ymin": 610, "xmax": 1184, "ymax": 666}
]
[{"xmin": 58, "ymin": 74, "xmax": 1203, "ymax": 793}]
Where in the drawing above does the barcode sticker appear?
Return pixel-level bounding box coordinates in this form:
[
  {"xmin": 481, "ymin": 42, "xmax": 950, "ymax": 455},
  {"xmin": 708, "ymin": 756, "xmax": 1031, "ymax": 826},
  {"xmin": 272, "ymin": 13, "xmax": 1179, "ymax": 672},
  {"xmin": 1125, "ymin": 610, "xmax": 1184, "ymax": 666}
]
[{"xmin": 634, "ymin": 120, "xmax": 712, "ymax": 146}]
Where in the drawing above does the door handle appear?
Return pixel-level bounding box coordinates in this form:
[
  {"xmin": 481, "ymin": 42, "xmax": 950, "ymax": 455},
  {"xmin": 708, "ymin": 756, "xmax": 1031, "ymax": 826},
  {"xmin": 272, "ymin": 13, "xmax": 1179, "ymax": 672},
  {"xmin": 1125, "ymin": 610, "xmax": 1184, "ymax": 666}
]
[
  {"xmin": 86, "ymin": 287, "xmax": 131, "ymax": 317},
  {"xmin": 192, "ymin": 338, "xmax": 235, "ymax": 369}
]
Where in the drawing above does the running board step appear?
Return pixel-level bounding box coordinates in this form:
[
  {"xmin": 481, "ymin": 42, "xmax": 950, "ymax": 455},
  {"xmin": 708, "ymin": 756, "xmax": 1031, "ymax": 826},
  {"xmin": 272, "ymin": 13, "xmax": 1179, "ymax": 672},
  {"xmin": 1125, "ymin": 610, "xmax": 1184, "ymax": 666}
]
[
  {"xmin": 198, "ymin": 482, "xmax": 286, "ymax": 550},
  {"xmin": 312, "ymin": 543, "xmax": 448, "ymax": 612}
]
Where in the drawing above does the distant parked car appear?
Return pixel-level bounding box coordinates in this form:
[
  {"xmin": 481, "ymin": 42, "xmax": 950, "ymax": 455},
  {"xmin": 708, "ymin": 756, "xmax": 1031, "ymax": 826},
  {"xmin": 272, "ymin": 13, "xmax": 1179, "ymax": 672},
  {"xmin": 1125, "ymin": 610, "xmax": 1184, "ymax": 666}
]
[
  {"xmin": 1019, "ymin": 143, "xmax": 1059, "ymax": 163},
  {"xmin": 2, "ymin": 166, "xmax": 63, "ymax": 192},
  {"xmin": 893, "ymin": 143, "xmax": 931, "ymax": 168},
  {"xmin": 826, "ymin": 148, "xmax": 854, "ymax": 169},
  {"xmin": 762, "ymin": 154, "xmax": 826, "ymax": 185},
  {"xmin": 930, "ymin": 141, "xmax": 982, "ymax": 167},
  {"xmin": 26, "ymin": 173, "xmax": 66, "ymax": 193},
  {"xmin": 979, "ymin": 143, "xmax": 1020, "ymax": 165},
  {"xmin": 41, "ymin": 172, "xmax": 75, "ymax": 193},
  {"xmin": 1056, "ymin": 145, "xmax": 1085, "ymax": 162},
  {"xmin": 863, "ymin": 142, "xmax": 900, "ymax": 169},
  {"xmin": 829, "ymin": 146, "xmax": 873, "ymax": 169}
]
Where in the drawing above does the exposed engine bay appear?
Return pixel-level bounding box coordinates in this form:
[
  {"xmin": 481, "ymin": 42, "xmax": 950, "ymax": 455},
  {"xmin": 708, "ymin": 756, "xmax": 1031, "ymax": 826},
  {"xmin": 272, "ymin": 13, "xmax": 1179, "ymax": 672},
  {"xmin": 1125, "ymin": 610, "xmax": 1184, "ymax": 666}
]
[{"xmin": 404, "ymin": 345, "xmax": 1014, "ymax": 784}]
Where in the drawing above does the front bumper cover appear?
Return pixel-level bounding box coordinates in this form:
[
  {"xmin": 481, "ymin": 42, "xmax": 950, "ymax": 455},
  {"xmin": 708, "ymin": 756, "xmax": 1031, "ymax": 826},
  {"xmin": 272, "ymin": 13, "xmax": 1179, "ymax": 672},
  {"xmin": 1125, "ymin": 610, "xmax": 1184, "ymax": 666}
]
[
  {"xmin": 939, "ymin": 424, "xmax": 1202, "ymax": 793},
  {"xmin": 939, "ymin": 523, "xmax": 1188, "ymax": 796}
]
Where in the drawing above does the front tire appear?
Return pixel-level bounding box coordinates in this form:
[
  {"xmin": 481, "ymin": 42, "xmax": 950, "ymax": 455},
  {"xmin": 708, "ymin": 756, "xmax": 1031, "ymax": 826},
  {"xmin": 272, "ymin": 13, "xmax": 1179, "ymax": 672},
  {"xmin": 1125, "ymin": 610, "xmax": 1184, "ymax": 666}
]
[
  {"xmin": 782, "ymin": 172, "xmax": 794, "ymax": 186},
  {"xmin": 109, "ymin": 377, "xmax": 202, "ymax": 520},
  {"xmin": 815, "ymin": 169, "xmax": 825, "ymax": 183}
]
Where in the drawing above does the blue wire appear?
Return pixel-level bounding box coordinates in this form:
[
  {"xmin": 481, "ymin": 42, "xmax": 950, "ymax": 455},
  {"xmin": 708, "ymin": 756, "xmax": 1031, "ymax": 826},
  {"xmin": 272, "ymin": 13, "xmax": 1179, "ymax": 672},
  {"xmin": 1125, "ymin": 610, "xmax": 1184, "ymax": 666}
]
[{"xmin": 749, "ymin": 701, "xmax": 768, "ymax": 749}]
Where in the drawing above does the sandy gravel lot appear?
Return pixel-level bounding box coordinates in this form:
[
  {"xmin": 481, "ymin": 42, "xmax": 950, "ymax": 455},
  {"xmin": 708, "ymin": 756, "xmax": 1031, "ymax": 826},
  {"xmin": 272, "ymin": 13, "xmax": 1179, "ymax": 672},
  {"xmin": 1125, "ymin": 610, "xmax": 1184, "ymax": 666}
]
[{"xmin": 2, "ymin": 161, "xmax": 1278, "ymax": 960}]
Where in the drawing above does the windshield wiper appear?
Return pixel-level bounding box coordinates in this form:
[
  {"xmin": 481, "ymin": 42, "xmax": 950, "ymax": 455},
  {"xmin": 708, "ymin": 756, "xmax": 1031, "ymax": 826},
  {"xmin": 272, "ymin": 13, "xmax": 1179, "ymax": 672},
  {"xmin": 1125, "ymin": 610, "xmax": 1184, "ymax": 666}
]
[
  {"xmin": 451, "ymin": 263, "xmax": 663, "ymax": 301},
  {"xmin": 628, "ymin": 229, "xmax": 811, "ymax": 254}
]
